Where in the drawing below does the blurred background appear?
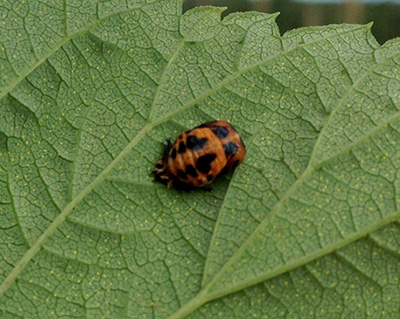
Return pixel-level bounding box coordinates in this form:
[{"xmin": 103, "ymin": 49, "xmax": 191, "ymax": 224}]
[{"xmin": 184, "ymin": 0, "xmax": 400, "ymax": 44}]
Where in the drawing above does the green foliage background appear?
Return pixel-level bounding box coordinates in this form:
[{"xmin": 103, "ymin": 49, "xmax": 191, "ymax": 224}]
[{"xmin": 0, "ymin": 0, "xmax": 400, "ymax": 318}]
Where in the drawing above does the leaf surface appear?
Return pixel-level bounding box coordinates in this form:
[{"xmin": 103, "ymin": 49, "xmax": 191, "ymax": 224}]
[{"xmin": 0, "ymin": 1, "xmax": 400, "ymax": 318}]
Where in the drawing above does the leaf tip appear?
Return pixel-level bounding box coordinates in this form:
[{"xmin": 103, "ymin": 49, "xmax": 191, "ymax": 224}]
[
  {"xmin": 366, "ymin": 21, "xmax": 374, "ymax": 29},
  {"xmin": 271, "ymin": 12, "xmax": 281, "ymax": 19},
  {"xmin": 214, "ymin": 6, "xmax": 228, "ymax": 14}
]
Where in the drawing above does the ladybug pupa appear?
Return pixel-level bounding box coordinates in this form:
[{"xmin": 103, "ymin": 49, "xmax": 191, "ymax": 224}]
[{"xmin": 154, "ymin": 120, "xmax": 246, "ymax": 190}]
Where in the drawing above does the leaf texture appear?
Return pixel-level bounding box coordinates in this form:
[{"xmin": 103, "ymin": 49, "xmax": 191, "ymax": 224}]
[{"xmin": 0, "ymin": 1, "xmax": 400, "ymax": 318}]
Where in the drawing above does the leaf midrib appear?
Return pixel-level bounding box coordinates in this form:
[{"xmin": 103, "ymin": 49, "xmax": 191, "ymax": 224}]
[{"xmin": 0, "ymin": 19, "xmax": 375, "ymax": 307}]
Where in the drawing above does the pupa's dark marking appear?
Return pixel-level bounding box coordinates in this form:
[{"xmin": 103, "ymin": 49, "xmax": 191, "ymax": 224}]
[
  {"xmin": 178, "ymin": 141, "xmax": 186, "ymax": 154},
  {"xmin": 207, "ymin": 175, "xmax": 214, "ymax": 182},
  {"xmin": 155, "ymin": 162, "xmax": 164, "ymax": 169},
  {"xmin": 177, "ymin": 169, "xmax": 187, "ymax": 179},
  {"xmin": 186, "ymin": 165, "xmax": 198, "ymax": 177},
  {"xmin": 196, "ymin": 153, "xmax": 217, "ymax": 173},
  {"xmin": 224, "ymin": 142, "xmax": 238, "ymax": 158},
  {"xmin": 170, "ymin": 148, "xmax": 177, "ymax": 159},
  {"xmin": 212, "ymin": 126, "xmax": 229, "ymax": 139},
  {"xmin": 153, "ymin": 170, "xmax": 168, "ymax": 185},
  {"xmin": 219, "ymin": 166, "xmax": 229, "ymax": 176},
  {"xmin": 232, "ymin": 159, "xmax": 240, "ymax": 168},
  {"xmin": 171, "ymin": 178, "xmax": 196, "ymax": 192},
  {"xmin": 162, "ymin": 139, "xmax": 173, "ymax": 160},
  {"xmin": 187, "ymin": 135, "xmax": 208, "ymax": 151}
]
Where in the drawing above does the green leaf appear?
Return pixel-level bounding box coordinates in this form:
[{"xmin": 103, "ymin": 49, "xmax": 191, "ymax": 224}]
[{"xmin": 1, "ymin": 1, "xmax": 400, "ymax": 318}]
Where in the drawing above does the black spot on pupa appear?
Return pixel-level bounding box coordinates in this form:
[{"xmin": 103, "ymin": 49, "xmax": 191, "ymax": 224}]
[
  {"xmin": 196, "ymin": 153, "xmax": 217, "ymax": 173},
  {"xmin": 177, "ymin": 169, "xmax": 187, "ymax": 180},
  {"xmin": 171, "ymin": 179, "xmax": 195, "ymax": 192},
  {"xmin": 207, "ymin": 175, "xmax": 214, "ymax": 182},
  {"xmin": 170, "ymin": 148, "xmax": 177, "ymax": 159},
  {"xmin": 212, "ymin": 126, "xmax": 229, "ymax": 139},
  {"xmin": 186, "ymin": 165, "xmax": 198, "ymax": 177},
  {"xmin": 155, "ymin": 162, "xmax": 164, "ymax": 169},
  {"xmin": 187, "ymin": 135, "xmax": 208, "ymax": 151},
  {"xmin": 162, "ymin": 139, "xmax": 173, "ymax": 159},
  {"xmin": 154, "ymin": 173, "xmax": 168, "ymax": 185},
  {"xmin": 178, "ymin": 141, "xmax": 186, "ymax": 154},
  {"xmin": 224, "ymin": 142, "xmax": 238, "ymax": 158}
]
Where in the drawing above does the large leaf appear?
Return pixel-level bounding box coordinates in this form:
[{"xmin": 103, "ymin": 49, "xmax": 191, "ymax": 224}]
[{"xmin": 1, "ymin": 1, "xmax": 400, "ymax": 318}]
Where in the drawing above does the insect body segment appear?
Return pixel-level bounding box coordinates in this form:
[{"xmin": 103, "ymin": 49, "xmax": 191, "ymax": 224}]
[{"xmin": 154, "ymin": 120, "xmax": 245, "ymax": 189}]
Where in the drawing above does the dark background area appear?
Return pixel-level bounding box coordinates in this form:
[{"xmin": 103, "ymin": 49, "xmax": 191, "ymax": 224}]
[{"xmin": 183, "ymin": 0, "xmax": 400, "ymax": 44}]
